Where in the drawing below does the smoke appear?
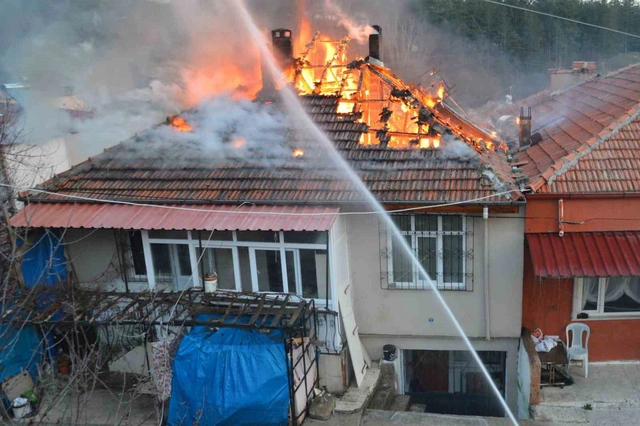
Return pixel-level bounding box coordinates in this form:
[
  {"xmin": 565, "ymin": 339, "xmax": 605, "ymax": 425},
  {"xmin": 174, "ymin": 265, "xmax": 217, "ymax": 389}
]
[
  {"xmin": 323, "ymin": 0, "xmax": 375, "ymax": 43},
  {"xmin": 437, "ymin": 134, "xmax": 479, "ymax": 161}
]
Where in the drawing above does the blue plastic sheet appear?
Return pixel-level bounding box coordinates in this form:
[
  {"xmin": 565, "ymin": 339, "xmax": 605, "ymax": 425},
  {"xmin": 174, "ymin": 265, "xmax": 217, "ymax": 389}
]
[
  {"xmin": 168, "ymin": 318, "xmax": 289, "ymax": 426},
  {"xmin": 20, "ymin": 231, "xmax": 67, "ymax": 287},
  {"xmin": 0, "ymin": 323, "xmax": 44, "ymax": 383}
]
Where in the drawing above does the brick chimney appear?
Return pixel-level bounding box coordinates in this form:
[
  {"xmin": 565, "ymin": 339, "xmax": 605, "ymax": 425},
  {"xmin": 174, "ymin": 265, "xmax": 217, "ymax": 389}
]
[
  {"xmin": 259, "ymin": 29, "xmax": 294, "ymax": 99},
  {"xmin": 518, "ymin": 107, "xmax": 532, "ymax": 147},
  {"xmin": 549, "ymin": 61, "xmax": 597, "ymax": 92},
  {"xmin": 367, "ymin": 25, "xmax": 383, "ymax": 67}
]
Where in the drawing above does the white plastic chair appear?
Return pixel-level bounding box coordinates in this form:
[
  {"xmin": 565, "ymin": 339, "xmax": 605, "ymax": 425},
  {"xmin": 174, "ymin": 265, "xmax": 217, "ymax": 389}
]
[{"xmin": 566, "ymin": 323, "xmax": 590, "ymax": 378}]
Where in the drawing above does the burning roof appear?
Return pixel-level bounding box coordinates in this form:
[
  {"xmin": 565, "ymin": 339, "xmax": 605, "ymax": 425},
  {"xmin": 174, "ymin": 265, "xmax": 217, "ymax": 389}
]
[{"xmin": 23, "ymin": 26, "xmax": 522, "ymax": 206}]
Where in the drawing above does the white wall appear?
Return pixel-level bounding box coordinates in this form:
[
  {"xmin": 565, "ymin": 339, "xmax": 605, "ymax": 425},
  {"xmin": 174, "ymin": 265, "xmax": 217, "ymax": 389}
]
[
  {"xmin": 346, "ymin": 211, "xmax": 524, "ymax": 340},
  {"xmin": 517, "ymin": 337, "xmax": 532, "ymax": 419}
]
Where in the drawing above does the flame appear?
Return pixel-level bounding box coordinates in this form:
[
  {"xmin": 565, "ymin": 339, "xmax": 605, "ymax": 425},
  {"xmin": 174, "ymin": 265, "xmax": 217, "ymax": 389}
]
[
  {"xmin": 168, "ymin": 115, "xmax": 192, "ymax": 132},
  {"xmin": 432, "ymin": 137, "xmax": 441, "ymax": 148},
  {"xmin": 337, "ymin": 101, "xmax": 354, "ymax": 114},
  {"xmin": 181, "ymin": 61, "xmax": 261, "ymax": 105},
  {"xmin": 437, "ymin": 84, "xmax": 445, "ymax": 100},
  {"xmin": 293, "ymin": 148, "xmax": 305, "ymax": 157},
  {"xmin": 419, "ymin": 138, "xmax": 431, "ymax": 148},
  {"xmin": 233, "ymin": 137, "xmax": 246, "ymax": 148}
]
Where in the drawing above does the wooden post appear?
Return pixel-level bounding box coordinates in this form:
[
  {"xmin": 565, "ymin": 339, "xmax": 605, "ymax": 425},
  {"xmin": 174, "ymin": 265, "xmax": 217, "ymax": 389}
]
[{"xmin": 2, "ymin": 205, "xmax": 26, "ymax": 290}]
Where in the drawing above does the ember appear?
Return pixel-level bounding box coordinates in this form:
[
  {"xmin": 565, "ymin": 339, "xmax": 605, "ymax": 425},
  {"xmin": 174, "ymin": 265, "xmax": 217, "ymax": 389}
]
[
  {"xmin": 292, "ymin": 148, "xmax": 305, "ymax": 157},
  {"xmin": 168, "ymin": 115, "xmax": 192, "ymax": 132}
]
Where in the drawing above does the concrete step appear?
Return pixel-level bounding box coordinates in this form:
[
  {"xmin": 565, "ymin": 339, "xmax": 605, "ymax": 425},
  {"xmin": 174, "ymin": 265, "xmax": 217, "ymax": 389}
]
[
  {"xmin": 367, "ymin": 383, "xmax": 395, "ymax": 410},
  {"xmin": 388, "ymin": 395, "xmax": 411, "ymax": 412},
  {"xmin": 531, "ymin": 403, "xmax": 592, "ymax": 423},
  {"xmin": 334, "ymin": 364, "xmax": 381, "ymax": 414}
]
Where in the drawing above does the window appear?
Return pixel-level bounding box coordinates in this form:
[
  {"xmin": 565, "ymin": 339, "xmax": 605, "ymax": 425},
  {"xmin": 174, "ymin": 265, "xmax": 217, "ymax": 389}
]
[
  {"xmin": 574, "ymin": 277, "xmax": 640, "ymax": 318},
  {"xmin": 382, "ymin": 215, "xmax": 471, "ymax": 290},
  {"xmin": 142, "ymin": 230, "xmax": 330, "ymax": 303}
]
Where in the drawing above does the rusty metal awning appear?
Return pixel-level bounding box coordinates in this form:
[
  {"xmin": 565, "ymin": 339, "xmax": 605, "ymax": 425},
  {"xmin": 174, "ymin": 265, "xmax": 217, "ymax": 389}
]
[
  {"xmin": 527, "ymin": 232, "xmax": 640, "ymax": 278},
  {"xmin": 10, "ymin": 202, "xmax": 339, "ymax": 232}
]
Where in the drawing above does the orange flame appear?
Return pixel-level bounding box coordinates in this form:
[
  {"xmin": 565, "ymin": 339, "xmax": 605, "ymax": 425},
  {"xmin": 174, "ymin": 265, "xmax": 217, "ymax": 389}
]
[
  {"xmin": 168, "ymin": 115, "xmax": 192, "ymax": 132},
  {"xmin": 293, "ymin": 148, "xmax": 305, "ymax": 157}
]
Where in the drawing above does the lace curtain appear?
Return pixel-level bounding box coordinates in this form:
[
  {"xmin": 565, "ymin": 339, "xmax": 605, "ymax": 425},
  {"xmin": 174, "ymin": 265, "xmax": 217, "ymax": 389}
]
[{"xmin": 582, "ymin": 277, "xmax": 640, "ymax": 309}]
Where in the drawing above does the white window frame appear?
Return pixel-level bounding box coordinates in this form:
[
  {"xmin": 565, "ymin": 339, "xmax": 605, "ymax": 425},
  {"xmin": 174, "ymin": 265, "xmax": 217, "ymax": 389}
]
[
  {"xmin": 387, "ymin": 215, "xmax": 467, "ymax": 290},
  {"xmin": 141, "ymin": 230, "xmax": 330, "ymax": 305},
  {"xmin": 573, "ymin": 277, "xmax": 640, "ymax": 319}
]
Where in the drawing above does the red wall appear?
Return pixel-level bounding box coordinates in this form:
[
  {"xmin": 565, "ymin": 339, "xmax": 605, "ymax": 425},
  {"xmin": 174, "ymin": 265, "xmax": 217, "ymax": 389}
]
[{"xmin": 522, "ymin": 245, "xmax": 640, "ymax": 361}]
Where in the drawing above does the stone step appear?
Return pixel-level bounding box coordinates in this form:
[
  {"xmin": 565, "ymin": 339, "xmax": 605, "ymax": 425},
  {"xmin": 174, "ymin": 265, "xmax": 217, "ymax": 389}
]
[
  {"xmin": 387, "ymin": 395, "xmax": 411, "ymax": 412},
  {"xmin": 367, "ymin": 383, "xmax": 395, "ymax": 410}
]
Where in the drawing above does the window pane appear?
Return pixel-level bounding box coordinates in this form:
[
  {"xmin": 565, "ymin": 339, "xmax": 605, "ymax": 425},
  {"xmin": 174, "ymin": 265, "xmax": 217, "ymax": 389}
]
[
  {"xmin": 148, "ymin": 230, "xmax": 188, "ymax": 239},
  {"xmin": 582, "ymin": 278, "xmax": 599, "ymax": 311},
  {"xmin": 443, "ymin": 235, "xmax": 463, "ymax": 284},
  {"xmin": 237, "ymin": 231, "xmax": 279, "ymax": 242},
  {"xmin": 255, "ymin": 250, "xmax": 284, "ymax": 292},
  {"xmin": 415, "ymin": 215, "xmax": 437, "ymax": 232},
  {"xmin": 283, "ymin": 231, "xmax": 328, "ymax": 245},
  {"xmin": 197, "ymin": 247, "xmax": 236, "ymax": 290},
  {"xmin": 442, "ymin": 216, "xmax": 463, "ymax": 232},
  {"xmin": 238, "ymin": 247, "xmax": 252, "ymax": 291},
  {"xmin": 604, "ymin": 277, "xmax": 640, "ymax": 313},
  {"xmin": 128, "ymin": 231, "xmax": 146, "ymax": 275},
  {"xmin": 151, "ymin": 244, "xmax": 173, "ymax": 282},
  {"xmin": 392, "ymin": 215, "xmax": 412, "ymax": 232},
  {"xmin": 417, "ymin": 237, "xmax": 437, "ymax": 280},
  {"xmin": 176, "ymin": 245, "xmax": 192, "ymax": 276},
  {"xmin": 300, "ymin": 249, "xmax": 328, "ymax": 299},
  {"xmin": 286, "ymin": 251, "xmax": 296, "ymax": 293},
  {"xmin": 198, "ymin": 231, "xmax": 233, "ymax": 241},
  {"xmin": 392, "ymin": 234, "xmax": 414, "ymax": 283}
]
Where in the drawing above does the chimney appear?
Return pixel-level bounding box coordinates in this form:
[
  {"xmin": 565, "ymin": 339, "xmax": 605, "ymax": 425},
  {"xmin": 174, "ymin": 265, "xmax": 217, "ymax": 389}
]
[
  {"xmin": 518, "ymin": 107, "xmax": 532, "ymax": 147},
  {"xmin": 271, "ymin": 29, "xmax": 294, "ymax": 66},
  {"xmin": 367, "ymin": 25, "xmax": 383, "ymax": 66},
  {"xmin": 549, "ymin": 61, "xmax": 597, "ymax": 91}
]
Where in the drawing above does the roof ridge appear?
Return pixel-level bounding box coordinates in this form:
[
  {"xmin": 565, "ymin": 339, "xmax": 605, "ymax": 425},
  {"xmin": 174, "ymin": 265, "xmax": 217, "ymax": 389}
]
[{"xmin": 531, "ymin": 102, "xmax": 640, "ymax": 192}]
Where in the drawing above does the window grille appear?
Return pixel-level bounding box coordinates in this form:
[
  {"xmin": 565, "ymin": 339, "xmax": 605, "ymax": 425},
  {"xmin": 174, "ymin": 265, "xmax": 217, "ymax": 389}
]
[{"xmin": 379, "ymin": 214, "xmax": 474, "ymax": 291}]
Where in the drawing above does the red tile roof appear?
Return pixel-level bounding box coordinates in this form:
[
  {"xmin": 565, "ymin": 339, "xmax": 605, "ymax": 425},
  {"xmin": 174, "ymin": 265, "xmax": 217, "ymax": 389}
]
[
  {"xmin": 527, "ymin": 232, "xmax": 640, "ymax": 278},
  {"xmin": 511, "ymin": 64, "xmax": 640, "ymax": 192},
  {"xmin": 10, "ymin": 203, "xmax": 339, "ymax": 232},
  {"xmin": 25, "ymin": 94, "xmax": 521, "ymax": 206}
]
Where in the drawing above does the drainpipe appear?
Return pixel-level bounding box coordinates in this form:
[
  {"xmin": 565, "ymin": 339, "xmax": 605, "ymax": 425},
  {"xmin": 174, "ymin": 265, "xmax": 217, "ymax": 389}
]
[
  {"xmin": 558, "ymin": 198, "xmax": 565, "ymax": 237},
  {"xmin": 483, "ymin": 206, "xmax": 491, "ymax": 341}
]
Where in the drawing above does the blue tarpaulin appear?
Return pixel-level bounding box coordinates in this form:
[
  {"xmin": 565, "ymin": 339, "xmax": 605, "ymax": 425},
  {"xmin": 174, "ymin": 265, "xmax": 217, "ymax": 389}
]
[
  {"xmin": 168, "ymin": 318, "xmax": 290, "ymax": 426},
  {"xmin": 0, "ymin": 323, "xmax": 44, "ymax": 383},
  {"xmin": 20, "ymin": 231, "xmax": 67, "ymax": 287}
]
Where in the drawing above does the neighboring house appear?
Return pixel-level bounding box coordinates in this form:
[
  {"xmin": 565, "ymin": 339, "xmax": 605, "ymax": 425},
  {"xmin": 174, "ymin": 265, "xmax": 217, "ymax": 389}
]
[
  {"xmin": 10, "ymin": 29, "xmax": 525, "ymax": 418},
  {"xmin": 510, "ymin": 63, "xmax": 640, "ymax": 362}
]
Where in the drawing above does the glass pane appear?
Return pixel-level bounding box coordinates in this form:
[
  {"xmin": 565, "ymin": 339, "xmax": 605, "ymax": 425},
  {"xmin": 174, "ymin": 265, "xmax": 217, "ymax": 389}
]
[
  {"xmin": 151, "ymin": 244, "xmax": 173, "ymax": 282},
  {"xmin": 442, "ymin": 216, "xmax": 463, "ymax": 232},
  {"xmin": 286, "ymin": 251, "xmax": 296, "ymax": 293},
  {"xmin": 148, "ymin": 230, "xmax": 188, "ymax": 239},
  {"xmin": 237, "ymin": 231, "xmax": 279, "ymax": 242},
  {"xmin": 392, "ymin": 234, "xmax": 414, "ymax": 283},
  {"xmin": 443, "ymin": 235, "xmax": 463, "ymax": 284},
  {"xmin": 255, "ymin": 250, "xmax": 284, "ymax": 292},
  {"xmin": 417, "ymin": 237, "xmax": 437, "ymax": 281},
  {"xmin": 238, "ymin": 247, "xmax": 252, "ymax": 291},
  {"xmin": 283, "ymin": 231, "xmax": 328, "ymax": 245},
  {"xmin": 176, "ymin": 245, "xmax": 192, "ymax": 276},
  {"xmin": 415, "ymin": 215, "xmax": 437, "ymax": 232},
  {"xmin": 392, "ymin": 215, "xmax": 412, "ymax": 232},
  {"xmin": 300, "ymin": 249, "xmax": 328, "ymax": 299},
  {"xmin": 197, "ymin": 247, "xmax": 236, "ymax": 290},
  {"xmin": 128, "ymin": 231, "xmax": 146, "ymax": 275},
  {"xmin": 197, "ymin": 230, "xmax": 233, "ymax": 241},
  {"xmin": 604, "ymin": 277, "xmax": 640, "ymax": 313},
  {"xmin": 582, "ymin": 278, "xmax": 599, "ymax": 311}
]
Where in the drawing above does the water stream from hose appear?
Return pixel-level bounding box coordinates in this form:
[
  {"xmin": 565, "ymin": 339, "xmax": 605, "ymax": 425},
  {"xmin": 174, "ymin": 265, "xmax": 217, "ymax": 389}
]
[{"xmin": 230, "ymin": 1, "xmax": 519, "ymax": 423}]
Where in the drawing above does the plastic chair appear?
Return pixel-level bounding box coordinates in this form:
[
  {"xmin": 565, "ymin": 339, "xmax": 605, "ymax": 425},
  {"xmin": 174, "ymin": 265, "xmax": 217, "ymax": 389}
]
[{"xmin": 566, "ymin": 323, "xmax": 590, "ymax": 378}]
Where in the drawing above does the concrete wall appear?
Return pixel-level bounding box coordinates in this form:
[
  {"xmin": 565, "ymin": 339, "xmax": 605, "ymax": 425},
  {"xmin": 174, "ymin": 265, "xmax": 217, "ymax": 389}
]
[
  {"xmin": 346, "ymin": 211, "xmax": 524, "ymax": 341},
  {"xmin": 517, "ymin": 338, "xmax": 531, "ymax": 419}
]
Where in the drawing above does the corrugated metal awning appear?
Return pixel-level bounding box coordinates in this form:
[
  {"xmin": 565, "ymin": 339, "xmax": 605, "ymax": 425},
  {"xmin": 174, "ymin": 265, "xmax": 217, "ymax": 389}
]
[
  {"xmin": 527, "ymin": 232, "xmax": 640, "ymax": 278},
  {"xmin": 10, "ymin": 203, "xmax": 339, "ymax": 232}
]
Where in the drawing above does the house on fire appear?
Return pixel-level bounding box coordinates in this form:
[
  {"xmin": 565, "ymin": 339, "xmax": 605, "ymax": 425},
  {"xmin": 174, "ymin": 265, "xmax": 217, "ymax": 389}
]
[{"xmin": 8, "ymin": 27, "xmax": 526, "ymax": 421}]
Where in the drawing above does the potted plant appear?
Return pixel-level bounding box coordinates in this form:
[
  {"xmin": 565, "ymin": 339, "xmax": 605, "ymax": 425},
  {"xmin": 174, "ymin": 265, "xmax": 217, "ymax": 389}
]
[{"xmin": 203, "ymin": 270, "xmax": 218, "ymax": 293}]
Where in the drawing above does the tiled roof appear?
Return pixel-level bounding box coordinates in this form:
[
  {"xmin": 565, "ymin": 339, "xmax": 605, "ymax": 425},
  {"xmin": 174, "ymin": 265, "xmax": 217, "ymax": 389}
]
[
  {"xmin": 26, "ymin": 95, "xmax": 521, "ymax": 206},
  {"xmin": 511, "ymin": 64, "xmax": 640, "ymax": 192}
]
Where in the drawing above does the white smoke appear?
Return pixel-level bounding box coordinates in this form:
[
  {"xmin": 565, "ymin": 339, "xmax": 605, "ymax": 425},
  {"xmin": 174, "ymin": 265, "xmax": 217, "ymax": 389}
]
[
  {"xmin": 437, "ymin": 134, "xmax": 479, "ymax": 161},
  {"xmin": 324, "ymin": 0, "xmax": 375, "ymax": 43}
]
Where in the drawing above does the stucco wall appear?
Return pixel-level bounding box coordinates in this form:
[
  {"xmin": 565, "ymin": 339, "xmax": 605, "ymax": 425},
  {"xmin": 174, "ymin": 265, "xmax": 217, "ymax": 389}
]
[{"xmin": 346, "ymin": 211, "xmax": 524, "ymax": 340}]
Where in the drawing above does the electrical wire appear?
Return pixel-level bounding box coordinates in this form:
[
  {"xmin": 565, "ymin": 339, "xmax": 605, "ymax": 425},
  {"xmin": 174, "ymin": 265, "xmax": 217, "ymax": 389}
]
[
  {"xmin": 0, "ymin": 182, "xmax": 523, "ymax": 217},
  {"xmin": 477, "ymin": 0, "xmax": 640, "ymax": 40}
]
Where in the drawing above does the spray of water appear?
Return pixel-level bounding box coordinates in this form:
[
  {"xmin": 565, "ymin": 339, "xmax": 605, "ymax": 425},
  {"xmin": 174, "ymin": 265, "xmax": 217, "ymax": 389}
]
[{"xmin": 231, "ymin": 1, "xmax": 519, "ymax": 423}]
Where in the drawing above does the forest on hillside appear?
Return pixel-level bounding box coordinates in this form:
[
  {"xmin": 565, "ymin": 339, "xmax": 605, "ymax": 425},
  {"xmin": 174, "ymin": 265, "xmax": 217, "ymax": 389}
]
[{"xmin": 402, "ymin": 0, "xmax": 640, "ymax": 106}]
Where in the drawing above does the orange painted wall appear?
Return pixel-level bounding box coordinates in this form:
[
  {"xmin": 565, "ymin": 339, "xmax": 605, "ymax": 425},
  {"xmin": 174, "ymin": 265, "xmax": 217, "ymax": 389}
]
[
  {"xmin": 522, "ymin": 245, "xmax": 640, "ymax": 361},
  {"xmin": 526, "ymin": 197, "xmax": 640, "ymax": 233}
]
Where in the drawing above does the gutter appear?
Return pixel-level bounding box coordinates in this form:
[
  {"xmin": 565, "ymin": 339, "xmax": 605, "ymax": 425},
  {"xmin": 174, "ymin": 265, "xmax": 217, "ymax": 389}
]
[
  {"xmin": 526, "ymin": 192, "xmax": 640, "ymax": 200},
  {"xmin": 483, "ymin": 205, "xmax": 491, "ymax": 341}
]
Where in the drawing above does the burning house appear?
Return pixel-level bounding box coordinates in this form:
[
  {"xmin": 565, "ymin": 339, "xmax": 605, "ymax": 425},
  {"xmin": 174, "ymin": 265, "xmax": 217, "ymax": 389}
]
[{"xmin": 7, "ymin": 23, "xmax": 526, "ymax": 423}]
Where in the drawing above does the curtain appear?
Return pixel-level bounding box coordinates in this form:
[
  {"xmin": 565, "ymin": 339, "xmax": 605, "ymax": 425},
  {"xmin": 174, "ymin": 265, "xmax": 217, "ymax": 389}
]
[
  {"xmin": 582, "ymin": 278, "xmax": 599, "ymax": 309},
  {"xmin": 624, "ymin": 277, "xmax": 640, "ymax": 304},
  {"xmin": 604, "ymin": 277, "xmax": 629, "ymax": 302}
]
